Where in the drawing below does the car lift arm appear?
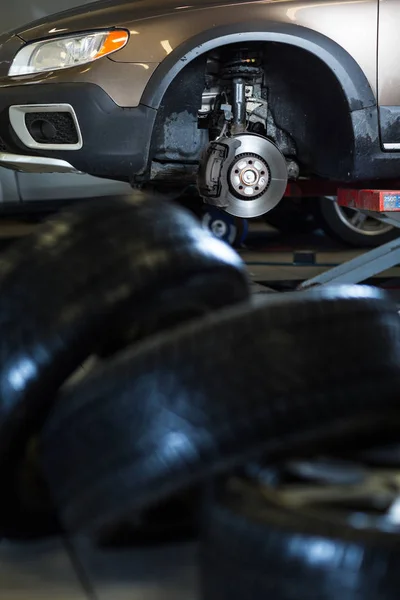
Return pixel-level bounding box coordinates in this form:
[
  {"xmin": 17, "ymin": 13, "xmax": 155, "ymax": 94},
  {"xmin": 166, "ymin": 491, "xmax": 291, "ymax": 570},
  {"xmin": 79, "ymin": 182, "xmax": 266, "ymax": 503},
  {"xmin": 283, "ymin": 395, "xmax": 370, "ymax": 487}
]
[{"xmin": 299, "ymin": 189, "xmax": 400, "ymax": 289}]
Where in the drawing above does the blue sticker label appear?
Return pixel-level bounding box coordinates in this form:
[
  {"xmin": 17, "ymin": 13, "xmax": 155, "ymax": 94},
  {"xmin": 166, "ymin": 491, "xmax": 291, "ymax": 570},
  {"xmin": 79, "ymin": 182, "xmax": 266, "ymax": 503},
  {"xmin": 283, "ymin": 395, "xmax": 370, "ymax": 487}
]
[{"xmin": 384, "ymin": 194, "xmax": 400, "ymax": 210}]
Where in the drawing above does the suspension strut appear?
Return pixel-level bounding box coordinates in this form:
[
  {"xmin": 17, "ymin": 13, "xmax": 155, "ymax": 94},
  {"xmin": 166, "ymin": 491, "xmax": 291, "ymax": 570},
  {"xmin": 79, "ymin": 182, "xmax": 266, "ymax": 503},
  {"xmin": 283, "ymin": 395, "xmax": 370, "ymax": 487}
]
[
  {"xmin": 232, "ymin": 78, "xmax": 246, "ymax": 134},
  {"xmin": 222, "ymin": 52, "xmax": 263, "ymax": 134}
]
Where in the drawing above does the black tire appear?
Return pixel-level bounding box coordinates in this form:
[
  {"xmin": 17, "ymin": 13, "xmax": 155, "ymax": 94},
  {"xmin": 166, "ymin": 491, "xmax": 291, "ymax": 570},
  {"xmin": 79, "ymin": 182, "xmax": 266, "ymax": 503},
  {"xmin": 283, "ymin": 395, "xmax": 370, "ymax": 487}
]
[
  {"xmin": 316, "ymin": 197, "xmax": 399, "ymax": 247},
  {"xmin": 353, "ymin": 442, "xmax": 400, "ymax": 467},
  {"xmin": 0, "ymin": 196, "xmax": 249, "ymax": 531},
  {"xmin": 201, "ymin": 475, "xmax": 400, "ymax": 600},
  {"xmin": 0, "ymin": 438, "xmax": 61, "ymax": 540},
  {"xmin": 97, "ymin": 487, "xmax": 201, "ymax": 548},
  {"xmin": 39, "ymin": 285, "xmax": 400, "ymax": 536}
]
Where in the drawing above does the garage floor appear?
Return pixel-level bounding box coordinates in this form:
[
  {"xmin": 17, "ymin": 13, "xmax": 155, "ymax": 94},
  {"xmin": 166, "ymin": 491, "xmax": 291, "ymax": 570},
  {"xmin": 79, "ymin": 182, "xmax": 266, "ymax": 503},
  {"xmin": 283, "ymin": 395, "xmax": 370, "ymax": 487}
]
[
  {"xmin": 241, "ymin": 221, "xmax": 400, "ymax": 292},
  {"xmin": 1, "ymin": 538, "xmax": 198, "ymax": 600},
  {"xmin": 1, "ymin": 216, "xmax": 399, "ymax": 599}
]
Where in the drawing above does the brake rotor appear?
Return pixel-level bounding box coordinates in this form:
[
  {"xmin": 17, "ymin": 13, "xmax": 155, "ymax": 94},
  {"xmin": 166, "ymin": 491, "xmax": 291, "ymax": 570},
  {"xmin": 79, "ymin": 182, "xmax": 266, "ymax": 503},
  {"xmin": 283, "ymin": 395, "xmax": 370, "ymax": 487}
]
[{"xmin": 198, "ymin": 133, "xmax": 288, "ymax": 218}]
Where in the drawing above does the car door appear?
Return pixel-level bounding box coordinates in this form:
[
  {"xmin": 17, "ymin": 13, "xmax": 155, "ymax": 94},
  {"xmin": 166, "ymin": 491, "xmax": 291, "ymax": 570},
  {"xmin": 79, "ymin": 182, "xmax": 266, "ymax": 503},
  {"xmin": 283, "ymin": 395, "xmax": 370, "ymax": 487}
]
[{"xmin": 378, "ymin": 0, "xmax": 400, "ymax": 150}]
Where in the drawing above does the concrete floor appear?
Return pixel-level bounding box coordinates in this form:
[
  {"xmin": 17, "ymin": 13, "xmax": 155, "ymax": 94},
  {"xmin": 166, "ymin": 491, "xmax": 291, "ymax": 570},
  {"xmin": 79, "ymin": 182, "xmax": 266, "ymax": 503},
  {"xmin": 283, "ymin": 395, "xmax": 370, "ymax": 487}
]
[
  {"xmin": 241, "ymin": 221, "xmax": 400, "ymax": 289},
  {"xmin": 0, "ymin": 216, "xmax": 399, "ymax": 599},
  {"xmin": 0, "ymin": 537, "xmax": 198, "ymax": 599}
]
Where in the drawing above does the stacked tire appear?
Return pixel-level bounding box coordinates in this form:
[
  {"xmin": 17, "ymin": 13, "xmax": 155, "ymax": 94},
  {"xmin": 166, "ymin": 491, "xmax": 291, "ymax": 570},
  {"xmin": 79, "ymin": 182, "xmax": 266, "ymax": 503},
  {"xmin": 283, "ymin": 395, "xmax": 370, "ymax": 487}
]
[{"xmin": 0, "ymin": 195, "xmax": 399, "ymax": 599}]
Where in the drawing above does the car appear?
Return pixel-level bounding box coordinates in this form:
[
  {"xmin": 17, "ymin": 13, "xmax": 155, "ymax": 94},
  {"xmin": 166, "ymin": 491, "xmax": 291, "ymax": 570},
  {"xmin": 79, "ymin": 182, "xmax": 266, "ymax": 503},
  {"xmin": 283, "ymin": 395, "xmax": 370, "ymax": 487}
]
[{"xmin": 0, "ymin": 0, "xmax": 399, "ymax": 227}]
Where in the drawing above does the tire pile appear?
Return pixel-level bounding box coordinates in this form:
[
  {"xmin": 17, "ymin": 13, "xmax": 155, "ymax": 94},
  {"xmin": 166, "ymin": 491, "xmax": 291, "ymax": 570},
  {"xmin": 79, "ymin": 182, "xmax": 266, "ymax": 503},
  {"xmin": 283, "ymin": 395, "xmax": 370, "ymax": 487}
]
[{"xmin": 1, "ymin": 196, "xmax": 400, "ymax": 599}]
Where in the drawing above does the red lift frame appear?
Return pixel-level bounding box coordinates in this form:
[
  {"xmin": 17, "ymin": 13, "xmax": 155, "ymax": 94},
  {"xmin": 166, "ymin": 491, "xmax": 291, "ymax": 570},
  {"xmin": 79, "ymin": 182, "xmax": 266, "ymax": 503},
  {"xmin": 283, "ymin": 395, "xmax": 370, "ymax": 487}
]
[{"xmin": 285, "ymin": 179, "xmax": 400, "ymax": 213}]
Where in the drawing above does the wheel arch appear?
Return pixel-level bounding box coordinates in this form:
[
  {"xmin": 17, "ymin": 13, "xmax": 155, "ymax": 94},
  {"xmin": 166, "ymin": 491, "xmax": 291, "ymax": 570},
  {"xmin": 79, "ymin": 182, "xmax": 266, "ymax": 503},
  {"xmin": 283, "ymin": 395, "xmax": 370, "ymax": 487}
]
[{"xmin": 141, "ymin": 21, "xmax": 376, "ymax": 113}]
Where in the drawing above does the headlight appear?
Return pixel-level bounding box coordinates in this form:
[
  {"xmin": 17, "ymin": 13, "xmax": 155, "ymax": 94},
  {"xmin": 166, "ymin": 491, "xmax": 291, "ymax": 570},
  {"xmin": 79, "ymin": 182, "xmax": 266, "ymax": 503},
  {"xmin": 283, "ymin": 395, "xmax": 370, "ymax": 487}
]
[{"xmin": 8, "ymin": 30, "xmax": 129, "ymax": 76}]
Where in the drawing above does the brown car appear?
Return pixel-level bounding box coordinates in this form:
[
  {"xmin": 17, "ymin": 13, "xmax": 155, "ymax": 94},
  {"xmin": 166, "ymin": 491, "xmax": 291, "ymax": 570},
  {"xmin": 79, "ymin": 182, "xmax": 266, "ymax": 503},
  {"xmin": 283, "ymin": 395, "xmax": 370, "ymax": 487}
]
[{"xmin": 0, "ymin": 0, "xmax": 398, "ymax": 221}]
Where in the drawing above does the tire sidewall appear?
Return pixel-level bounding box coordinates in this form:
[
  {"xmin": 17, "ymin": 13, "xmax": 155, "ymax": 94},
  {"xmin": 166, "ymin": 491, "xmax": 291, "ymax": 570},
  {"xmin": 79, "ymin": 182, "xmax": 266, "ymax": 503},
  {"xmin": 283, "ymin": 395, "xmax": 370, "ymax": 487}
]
[{"xmin": 317, "ymin": 197, "xmax": 398, "ymax": 247}]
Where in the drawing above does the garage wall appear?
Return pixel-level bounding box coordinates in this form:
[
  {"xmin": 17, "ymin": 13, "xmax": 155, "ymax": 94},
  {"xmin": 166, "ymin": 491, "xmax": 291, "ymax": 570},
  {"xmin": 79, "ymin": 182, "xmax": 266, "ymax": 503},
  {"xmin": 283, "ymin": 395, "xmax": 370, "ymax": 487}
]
[{"xmin": 2, "ymin": 0, "xmax": 97, "ymax": 34}]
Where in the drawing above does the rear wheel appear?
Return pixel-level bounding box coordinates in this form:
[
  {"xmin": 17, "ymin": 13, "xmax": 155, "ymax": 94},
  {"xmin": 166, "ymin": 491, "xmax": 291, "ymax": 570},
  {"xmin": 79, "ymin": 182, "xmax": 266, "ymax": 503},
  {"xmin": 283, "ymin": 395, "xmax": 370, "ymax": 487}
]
[{"xmin": 316, "ymin": 196, "xmax": 398, "ymax": 247}]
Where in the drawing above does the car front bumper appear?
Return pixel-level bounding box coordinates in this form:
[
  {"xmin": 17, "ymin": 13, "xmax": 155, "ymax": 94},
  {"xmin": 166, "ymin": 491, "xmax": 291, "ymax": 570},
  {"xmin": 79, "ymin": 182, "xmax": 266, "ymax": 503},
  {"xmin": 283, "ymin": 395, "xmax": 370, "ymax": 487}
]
[
  {"xmin": 0, "ymin": 82, "xmax": 157, "ymax": 180},
  {"xmin": 0, "ymin": 153, "xmax": 80, "ymax": 174}
]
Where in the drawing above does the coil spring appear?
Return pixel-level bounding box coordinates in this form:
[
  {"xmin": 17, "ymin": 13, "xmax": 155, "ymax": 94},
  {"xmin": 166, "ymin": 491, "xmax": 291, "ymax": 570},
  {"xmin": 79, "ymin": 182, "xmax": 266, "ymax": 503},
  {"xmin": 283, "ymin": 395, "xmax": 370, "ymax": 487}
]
[{"xmin": 221, "ymin": 55, "xmax": 263, "ymax": 79}]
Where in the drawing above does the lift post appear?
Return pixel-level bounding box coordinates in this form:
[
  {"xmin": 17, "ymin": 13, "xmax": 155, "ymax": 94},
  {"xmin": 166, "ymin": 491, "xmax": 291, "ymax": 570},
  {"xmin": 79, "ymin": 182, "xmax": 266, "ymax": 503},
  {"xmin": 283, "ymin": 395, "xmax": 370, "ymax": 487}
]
[{"xmin": 299, "ymin": 189, "xmax": 400, "ymax": 289}]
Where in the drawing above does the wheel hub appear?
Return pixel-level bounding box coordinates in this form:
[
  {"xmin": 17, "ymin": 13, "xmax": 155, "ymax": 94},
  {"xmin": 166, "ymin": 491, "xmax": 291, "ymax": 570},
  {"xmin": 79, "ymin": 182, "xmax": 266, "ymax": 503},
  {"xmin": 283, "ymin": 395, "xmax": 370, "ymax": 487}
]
[
  {"xmin": 230, "ymin": 154, "xmax": 270, "ymax": 199},
  {"xmin": 210, "ymin": 219, "xmax": 228, "ymax": 237}
]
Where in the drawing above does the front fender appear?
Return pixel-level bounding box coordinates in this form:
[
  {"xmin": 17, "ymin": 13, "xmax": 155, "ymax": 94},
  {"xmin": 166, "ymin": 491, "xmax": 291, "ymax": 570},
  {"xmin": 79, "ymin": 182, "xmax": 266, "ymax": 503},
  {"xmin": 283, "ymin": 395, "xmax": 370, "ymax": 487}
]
[{"xmin": 140, "ymin": 21, "xmax": 375, "ymax": 113}]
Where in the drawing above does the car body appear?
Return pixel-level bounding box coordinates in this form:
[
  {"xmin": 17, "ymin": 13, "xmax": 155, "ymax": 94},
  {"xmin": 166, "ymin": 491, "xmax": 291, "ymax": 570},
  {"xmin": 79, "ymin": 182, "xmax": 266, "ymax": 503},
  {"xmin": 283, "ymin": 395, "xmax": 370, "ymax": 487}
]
[
  {"xmin": 0, "ymin": 0, "xmax": 399, "ymax": 219},
  {"xmin": 0, "ymin": 1, "xmax": 134, "ymax": 212}
]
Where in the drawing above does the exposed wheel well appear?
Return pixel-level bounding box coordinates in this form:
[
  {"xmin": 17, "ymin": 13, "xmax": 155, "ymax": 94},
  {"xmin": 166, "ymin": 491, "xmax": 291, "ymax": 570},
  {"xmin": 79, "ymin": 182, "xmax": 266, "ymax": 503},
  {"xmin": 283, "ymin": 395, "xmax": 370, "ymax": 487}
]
[
  {"xmin": 149, "ymin": 41, "xmax": 356, "ymax": 182},
  {"xmin": 261, "ymin": 43, "xmax": 354, "ymax": 179}
]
